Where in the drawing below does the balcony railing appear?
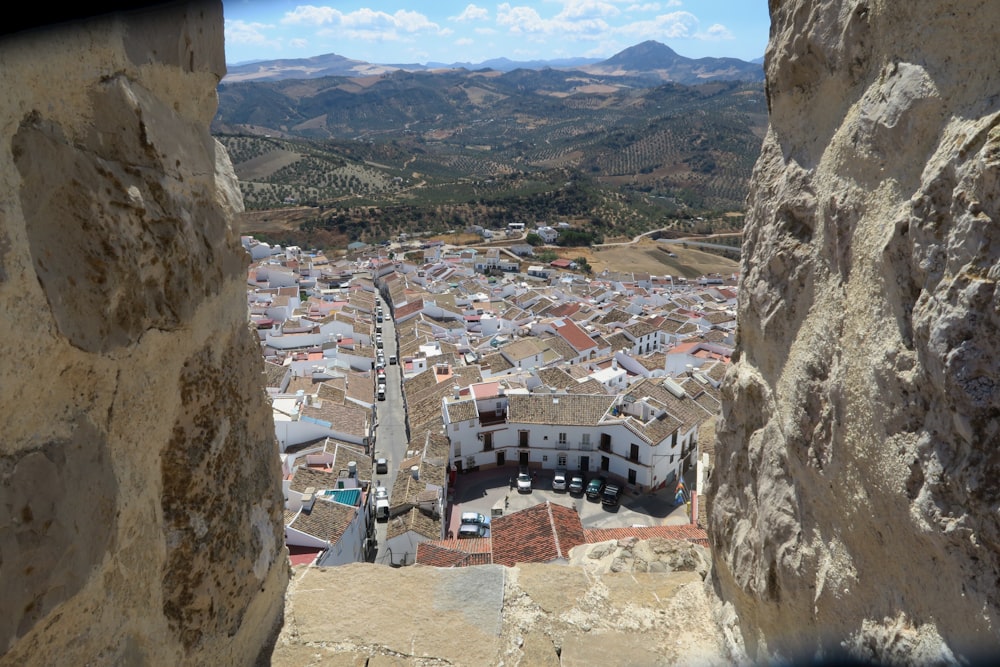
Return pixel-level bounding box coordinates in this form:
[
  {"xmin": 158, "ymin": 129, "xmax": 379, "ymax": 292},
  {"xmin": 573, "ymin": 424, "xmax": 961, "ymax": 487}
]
[
  {"xmin": 555, "ymin": 443, "xmax": 569, "ymax": 450},
  {"xmin": 579, "ymin": 442, "xmax": 593, "ymax": 451}
]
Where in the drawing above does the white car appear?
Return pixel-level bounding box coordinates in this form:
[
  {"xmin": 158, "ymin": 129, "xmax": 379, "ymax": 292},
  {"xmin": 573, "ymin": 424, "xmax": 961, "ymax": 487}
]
[
  {"xmin": 552, "ymin": 470, "xmax": 567, "ymax": 492},
  {"xmin": 460, "ymin": 511, "xmax": 490, "ymax": 528},
  {"xmin": 375, "ymin": 458, "xmax": 388, "ymax": 474},
  {"xmin": 374, "ymin": 486, "xmax": 388, "ymax": 501},
  {"xmin": 517, "ymin": 471, "xmax": 532, "ymax": 493}
]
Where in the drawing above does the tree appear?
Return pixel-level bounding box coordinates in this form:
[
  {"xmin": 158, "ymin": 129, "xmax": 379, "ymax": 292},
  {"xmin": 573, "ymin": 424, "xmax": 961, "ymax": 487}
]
[
  {"xmin": 525, "ymin": 232, "xmax": 543, "ymax": 246},
  {"xmin": 574, "ymin": 257, "xmax": 592, "ymax": 274}
]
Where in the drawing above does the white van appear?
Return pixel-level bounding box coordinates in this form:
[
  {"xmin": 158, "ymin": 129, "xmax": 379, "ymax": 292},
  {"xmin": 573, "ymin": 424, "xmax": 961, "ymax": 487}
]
[{"xmin": 375, "ymin": 498, "xmax": 389, "ymax": 521}]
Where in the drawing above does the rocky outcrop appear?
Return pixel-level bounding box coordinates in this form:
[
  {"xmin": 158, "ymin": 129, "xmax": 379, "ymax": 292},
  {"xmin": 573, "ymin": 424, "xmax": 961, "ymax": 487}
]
[
  {"xmin": 711, "ymin": 1, "xmax": 1000, "ymax": 663},
  {"xmin": 0, "ymin": 2, "xmax": 287, "ymax": 664},
  {"xmin": 272, "ymin": 539, "xmax": 725, "ymax": 666}
]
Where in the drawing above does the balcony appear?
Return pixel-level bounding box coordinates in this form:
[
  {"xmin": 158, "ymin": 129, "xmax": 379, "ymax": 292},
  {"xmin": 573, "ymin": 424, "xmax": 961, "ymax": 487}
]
[
  {"xmin": 478, "ymin": 412, "xmax": 506, "ymax": 427},
  {"xmin": 579, "ymin": 442, "xmax": 593, "ymax": 451}
]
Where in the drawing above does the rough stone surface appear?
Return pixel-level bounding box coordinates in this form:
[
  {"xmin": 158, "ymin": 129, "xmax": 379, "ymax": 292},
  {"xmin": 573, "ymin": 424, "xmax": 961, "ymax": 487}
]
[
  {"xmin": 710, "ymin": 1, "xmax": 1000, "ymax": 664},
  {"xmin": 0, "ymin": 2, "xmax": 287, "ymax": 664},
  {"xmin": 272, "ymin": 540, "xmax": 726, "ymax": 666}
]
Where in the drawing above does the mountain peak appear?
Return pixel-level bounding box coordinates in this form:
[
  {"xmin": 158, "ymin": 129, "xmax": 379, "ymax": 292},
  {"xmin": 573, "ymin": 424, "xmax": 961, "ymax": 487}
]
[{"xmin": 602, "ymin": 41, "xmax": 682, "ymax": 68}]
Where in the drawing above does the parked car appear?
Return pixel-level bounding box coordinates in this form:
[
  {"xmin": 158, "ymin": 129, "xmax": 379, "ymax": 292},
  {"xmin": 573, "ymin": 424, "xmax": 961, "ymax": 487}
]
[
  {"xmin": 389, "ymin": 354, "xmax": 397, "ymax": 365},
  {"xmin": 517, "ymin": 471, "xmax": 532, "ymax": 493},
  {"xmin": 552, "ymin": 469, "xmax": 567, "ymax": 492},
  {"xmin": 460, "ymin": 511, "xmax": 491, "ymax": 528},
  {"xmin": 377, "ymin": 387, "xmax": 385, "ymax": 401},
  {"xmin": 601, "ymin": 483, "xmax": 623, "ymax": 508},
  {"xmin": 374, "ymin": 486, "xmax": 389, "ymax": 501},
  {"xmin": 585, "ymin": 477, "xmax": 605, "ymax": 501},
  {"xmin": 569, "ymin": 475, "xmax": 585, "ymax": 495},
  {"xmin": 457, "ymin": 523, "xmax": 489, "ymax": 539},
  {"xmin": 375, "ymin": 458, "xmax": 388, "ymax": 474}
]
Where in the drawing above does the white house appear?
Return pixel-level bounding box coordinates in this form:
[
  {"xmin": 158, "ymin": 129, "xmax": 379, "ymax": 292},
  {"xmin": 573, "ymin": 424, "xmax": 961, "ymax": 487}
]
[{"xmin": 442, "ymin": 390, "xmax": 691, "ymax": 492}]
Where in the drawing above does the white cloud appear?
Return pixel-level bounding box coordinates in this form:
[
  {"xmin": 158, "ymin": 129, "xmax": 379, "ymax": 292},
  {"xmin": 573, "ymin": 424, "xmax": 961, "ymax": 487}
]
[
  {"xmin": 225, "ymin": 19, "xmax": 280, "ymax": 48},
  {"xmin": 615, "ymin": 11, "xmax": 699, "ymax": 40},
  {"xmin": 289, "ymin": 38, "xmax": 309, "ymax": 49},
  {"xmin": 475, "ymin": 27, "xmax": 498, "ymax": 34},
  {"xmin": 281, "ymin": 5, "xmax": 449, "ymax": 39},
  {"xmin": 281, "ymin": 5, "xmax": 339, "ymax": 26},
  {"xmin": 702, "ymin": 23, "xmax": 734, "ymax": 40},
  {"xmin": 626, "ymin": 3, "xmax": 661, "ymax": 11},
  {"xmin": 497, "ymin": 4, "xmax": 548, "ymax": 33},
  {"xmin": 556, "ymin": 0, "xmax": 621, "ymax": 21},
  {"xmin": 455, "ymin": 37, "xmax": 474, "ymax": 46},
  {"xmin": 450, "ymin": 4, "xmax": 489, "ymax": 22},
  {"xmin": 497, "ymin": 2, "xmax": 610, "ymax": 36}
]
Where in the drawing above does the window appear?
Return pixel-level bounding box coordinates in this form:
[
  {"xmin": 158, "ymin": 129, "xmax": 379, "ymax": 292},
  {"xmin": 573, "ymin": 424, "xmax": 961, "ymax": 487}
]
[
  {"xmin": 558, "ymin": 454, "xmax": 567, "ymax": 467},
  {"xmin": 630, "ymin": 443, "xmax": 640, "ymax": 463},
  {"xmin": 580, "ymin": 433, "xmax": 591, "ymax": 450},
  {"xmin": 628, "ymin": 469, "xmax": 637, "ymax": 484},
  {"xmin": 558, "ymin": 432, "xmax": 567, "ymax": 444},
  {"xmin": 466, "ymin": 456, "xmax": 476, "ymax": 468},
  {"xmin": 496, "ymin": 401, "xmax": 503, "ymax": 417},
  {"xmin": 600, "ymin": 433, "xmax": 612, "ymax": 452}
]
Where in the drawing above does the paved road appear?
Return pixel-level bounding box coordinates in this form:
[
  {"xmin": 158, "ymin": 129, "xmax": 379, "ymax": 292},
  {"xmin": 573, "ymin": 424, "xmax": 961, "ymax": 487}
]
[{"xmin": 370, "ymin": 294, "xmax": 407, "ymax": 564}]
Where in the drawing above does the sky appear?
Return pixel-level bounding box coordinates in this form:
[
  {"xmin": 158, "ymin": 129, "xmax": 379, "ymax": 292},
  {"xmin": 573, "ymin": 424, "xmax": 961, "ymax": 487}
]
[{"xmin": 222, "ymin": 1, "xmax": 771, "ymax": 66}]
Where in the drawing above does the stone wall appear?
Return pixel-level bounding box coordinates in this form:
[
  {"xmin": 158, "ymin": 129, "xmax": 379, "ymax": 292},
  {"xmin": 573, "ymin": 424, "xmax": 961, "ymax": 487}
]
[
  {"xmin": 710, "ymin": 1, "xmax": 1000, "ymax": 663},
  {"xmin": 0, "ymin": 2, "xmax": 288, "ymax": 664}
]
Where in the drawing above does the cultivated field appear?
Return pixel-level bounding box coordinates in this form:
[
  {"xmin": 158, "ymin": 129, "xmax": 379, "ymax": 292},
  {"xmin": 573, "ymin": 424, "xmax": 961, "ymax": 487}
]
[{"xmin": 562, "ymin": 237, "xmax": 739, "ymax": 279}]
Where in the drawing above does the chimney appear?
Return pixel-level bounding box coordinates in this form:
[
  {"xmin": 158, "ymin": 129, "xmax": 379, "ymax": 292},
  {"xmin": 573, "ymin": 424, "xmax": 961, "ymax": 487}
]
[
  {"xmin": 453, "ymin": 385, "xmax": 460, "ymax": 399},
  {"xmin": 410, "ymin": 465, "xmax": 420, "ymax": 480},
  {"xmin": 302, "ymin": 487, "xmax": 316, "ymax": 512},
  {"xmin": 348, "ymin": 461, "xmax": 357, "ymax": 478}
]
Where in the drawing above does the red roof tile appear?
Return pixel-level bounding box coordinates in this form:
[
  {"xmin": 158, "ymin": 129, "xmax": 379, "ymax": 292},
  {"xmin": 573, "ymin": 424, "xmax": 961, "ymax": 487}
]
[
  {"xmin": 415, "ymin": 539, "xmax": 493, "ymax": 567},
  {"xmin": 552, "ymin": 318, "xmax": 596, "ymax": 353},
  {"xmin": 584, "ymin": 524, "xmax": 707, "ymax": 544},
  {"xmin": 491, "ymin": 502, "xmax": 586, "ymax": 567}
]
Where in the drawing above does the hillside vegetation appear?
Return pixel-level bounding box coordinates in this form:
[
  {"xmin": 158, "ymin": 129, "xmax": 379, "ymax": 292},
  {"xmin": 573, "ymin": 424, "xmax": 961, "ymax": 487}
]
[{"xmin": 214, "ymin": 66, "xmax": 766, "ymax": 250}]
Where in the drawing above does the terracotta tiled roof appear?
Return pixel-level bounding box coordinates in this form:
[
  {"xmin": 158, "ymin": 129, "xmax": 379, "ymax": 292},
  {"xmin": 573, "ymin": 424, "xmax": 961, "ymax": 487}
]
[
  {"xmin": 507, "ymin": 393, "xmax": 615, "ymax": 426},
  {"xmin": 568, "ymin": 378, "xmax": 607, "ymax": 395},
  {"xmin": 536, "ymin": 367, "xmax": 576, "ymax": 390},
  {"xmin": 635, "ymin": 352, "xmax": 667, "ymax": 371},
  {"xmin": 624, "ymin": 319, "xmax": 658, "ymax": 339},
  {"xmin": 416, "ymin": 539, "xmax": 493, "ymax": 567},
  {"xmin": 539, "ymin": 335, "xmax": 578, "ymax": 363},
  {"xmin": 478, "ymin": 351, "xmax": 513, "ymax": 374},
  {"xmin": 491, "ymin": 502, "xmax": 586, "ymax": 567},
  {"xmin": 299, "ymin": 399, "xmax": 369, "ymax": 439},
  {"xmin": 583, "ymin": 524, "xmax": 707, "ymax": 544},
  {"xmin": 288, "ymin": 467, "xmax": 342, "ymax": 494},
  {"xmin": 628, "ymin": 377, "xmax": 714, "ymax": 433},
  {"xmin": 444, "ymin": 398, "xmax": 478, "ymax": 423},
  {"xmin": 288, "ymin": 499, "xmax": 358, "ymax": 544},
  {"xmin": 552, "ymin": 318, "xmax": 596, "ymax": 352},
  {"xmin": 395, "ymin": 299, "xmax": 425, "ymax": 319},
  {"xmin": 263, "ymin": 361, "xmax": 289, "ymax": 389}
]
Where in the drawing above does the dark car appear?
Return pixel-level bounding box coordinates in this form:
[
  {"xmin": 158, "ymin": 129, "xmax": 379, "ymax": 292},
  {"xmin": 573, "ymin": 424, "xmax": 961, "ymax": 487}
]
[
  {"xmin": 568, "ymin": 475, "xmax": 585, "ymax": 495},
  {"xmin": 601, "ymin": 483, "xmax": 623, "ymax": 508},
  {"xmin": 585, "ymin": 477, "xmax": 605, "ymax": 501}
]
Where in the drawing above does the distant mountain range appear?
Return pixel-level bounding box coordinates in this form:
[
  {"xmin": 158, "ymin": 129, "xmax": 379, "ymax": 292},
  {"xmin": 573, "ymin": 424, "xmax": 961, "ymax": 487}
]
[{"xmin": 224, "ymin": 40, "xmax": 763, "ymax": 86}]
